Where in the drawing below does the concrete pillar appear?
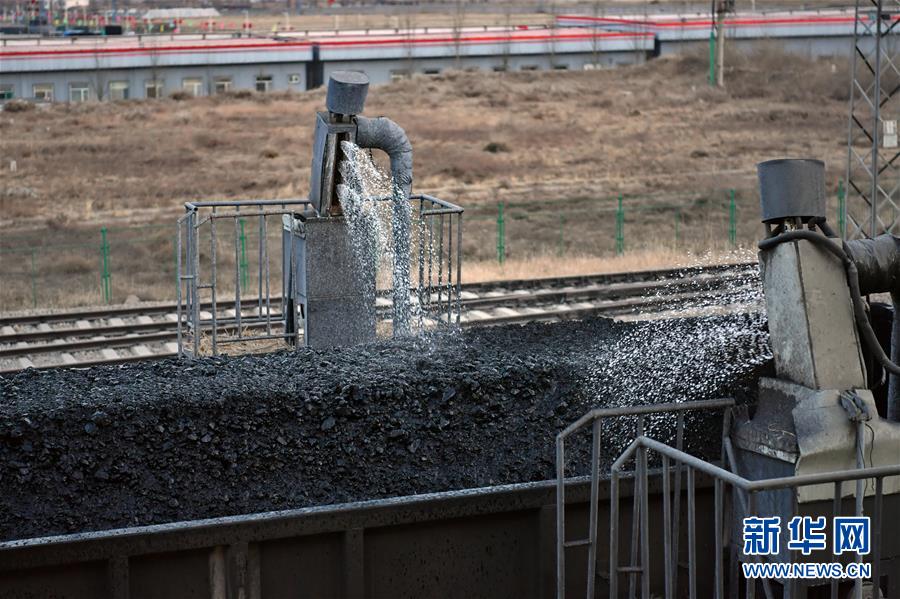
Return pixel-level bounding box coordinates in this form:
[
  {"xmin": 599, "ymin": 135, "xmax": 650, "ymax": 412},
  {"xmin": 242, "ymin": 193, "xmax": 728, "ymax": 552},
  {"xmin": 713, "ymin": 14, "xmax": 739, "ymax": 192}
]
[{"xmin": 283, "ymin": 215, "xmax": 376, "ymax": 348}]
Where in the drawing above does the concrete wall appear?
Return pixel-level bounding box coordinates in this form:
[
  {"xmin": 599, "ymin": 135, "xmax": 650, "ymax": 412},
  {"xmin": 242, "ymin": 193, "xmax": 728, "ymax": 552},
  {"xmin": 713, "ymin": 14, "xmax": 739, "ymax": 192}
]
[
  {"xmin": 321, "ymin": 49, "xmax": 641, "ymax": 83},
  {"xmin": 0, "ymin": 49, "xmax": 645, "ymax": 101},
  {"xmin": 658, "ymin": 35, "xmax": 854, "ymax": 59},
  {"xmin": 0, "ymin": 32, "xmax": 861, "ymax": 102},
  {"xmin": 0, "ymin": 62, "xmax": 309, "ymax": 101}
]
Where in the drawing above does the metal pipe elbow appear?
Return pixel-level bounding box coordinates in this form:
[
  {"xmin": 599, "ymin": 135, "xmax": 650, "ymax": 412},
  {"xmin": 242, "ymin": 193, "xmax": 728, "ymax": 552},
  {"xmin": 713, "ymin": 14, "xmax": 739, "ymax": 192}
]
[
  {"xmin": 845, "ymin": 234, "xmax": 900, "ymax": 295},
  {"xmin": 846, "ymin": 234, "xmax": 900, "ymax": 420},
  {"xmin": 355, "ymin": 116, "xmax": 413, "ymax": 198}
]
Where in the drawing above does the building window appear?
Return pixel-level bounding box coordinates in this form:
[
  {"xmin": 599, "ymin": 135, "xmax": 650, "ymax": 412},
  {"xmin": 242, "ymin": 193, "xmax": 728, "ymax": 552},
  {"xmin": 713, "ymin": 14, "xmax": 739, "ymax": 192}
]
[
  {"xmin": 214, "ymin": 77, "xmax": 232, "ymax": 94},
  {"xmin": 389, "ymin": 69, "xmax": 409, "ymax": 81},
  {"xmin": 255, "ymin": 75, "xmax": 273, "ymax": 93},
  {"xmin": 0, "ymin": 85, "xmax": 14, "ymax": 100},
  {"xmin": 33, "ymin": 83, "xmax": 54, "ymax": 102},
  {"xmin": 423, "ymin": 68, "xmax": 441, "ymax": 76},
  {"xmin": 521, "ymin": 65, "xmax": 539, "ymax": 71},
  {"xmin": 109, "ymin": 81, "xmax": 129, "ymax": 101},
  {"xmin": 288, "ymin": 73, "xmax": 302, "ymax": 86},
  {"xmin": 68, "ymin": 83, "xmax": 90, "ymax": 103},
  {"xmin": 145, "ymin": 80, "xmax": 164, "ymax": 99},
  {"xmin": 182, "ymin": 77, "xmax": 203, "ymax": 97}
]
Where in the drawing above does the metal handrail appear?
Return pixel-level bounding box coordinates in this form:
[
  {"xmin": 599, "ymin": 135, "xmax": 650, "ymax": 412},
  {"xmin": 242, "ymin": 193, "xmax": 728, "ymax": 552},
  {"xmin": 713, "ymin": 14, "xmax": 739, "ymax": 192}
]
[
  {"xmin": 624, "ymin": 435, "xmax": 900, "ymax": 492},
  {"xmin": 183, "ymin": 198, "xmax": 312, "ymax": 209},
  {"xmin": 177, "ymin": 194, "xmax": 463, "ymax": 356},
  {"xmin": 611, "ymin": 436, "xmax": 899, "ymax": 599},
  {"xmin": 557, "ymin": 399, "xmax": 900, "ymax": 599},
  {"xmin": 177, "ymin": 200, "xmax": 309, "ymax": 357},
  {"xmin": 555, "ymin": 398, "xmax": 735, "ymax": 599}
]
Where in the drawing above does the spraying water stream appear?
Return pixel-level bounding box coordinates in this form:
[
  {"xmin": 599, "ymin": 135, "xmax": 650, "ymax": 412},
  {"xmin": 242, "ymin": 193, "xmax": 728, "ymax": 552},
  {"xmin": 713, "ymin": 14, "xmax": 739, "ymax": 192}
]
[
  {"xmin": 336, "ymin": 142, "xmax": 772, "ymax": 439},
  {"xmin": 337, "ymin": 141, "xmax": 422, "ymax": 335}
]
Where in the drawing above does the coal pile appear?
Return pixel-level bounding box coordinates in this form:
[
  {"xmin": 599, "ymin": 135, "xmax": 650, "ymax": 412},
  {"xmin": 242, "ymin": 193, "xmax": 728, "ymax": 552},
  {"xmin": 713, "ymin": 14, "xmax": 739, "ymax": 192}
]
[{"xmin": 0, "ymin": 315, "xmax": 772, "ymax": 542}]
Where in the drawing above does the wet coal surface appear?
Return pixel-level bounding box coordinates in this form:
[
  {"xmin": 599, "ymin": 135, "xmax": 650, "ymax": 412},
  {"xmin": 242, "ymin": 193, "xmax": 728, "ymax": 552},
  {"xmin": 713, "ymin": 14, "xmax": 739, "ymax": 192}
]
[{"xmin": 0, "ymin": 315, "xmax": 772, "ymax": 542}]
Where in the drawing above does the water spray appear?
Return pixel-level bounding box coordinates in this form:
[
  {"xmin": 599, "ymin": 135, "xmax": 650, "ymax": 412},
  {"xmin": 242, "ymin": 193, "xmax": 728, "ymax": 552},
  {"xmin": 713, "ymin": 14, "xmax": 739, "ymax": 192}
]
[{"xmin": 283, "ymin": 71, "xmax": 418, "ymax": 347}]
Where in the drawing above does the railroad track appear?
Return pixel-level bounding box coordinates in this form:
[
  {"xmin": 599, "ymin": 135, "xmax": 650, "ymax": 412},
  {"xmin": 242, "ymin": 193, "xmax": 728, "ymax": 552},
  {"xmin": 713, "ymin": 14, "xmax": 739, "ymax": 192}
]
[{"xmin": 0, "ymin": 262, "xmax": 760, "ymax": 374}]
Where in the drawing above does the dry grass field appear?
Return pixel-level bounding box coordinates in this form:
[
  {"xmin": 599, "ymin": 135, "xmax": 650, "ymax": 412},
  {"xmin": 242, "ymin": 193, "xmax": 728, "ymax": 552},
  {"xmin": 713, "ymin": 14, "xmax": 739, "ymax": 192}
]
[{"xmin": 0, "ymin": 45, "xmax": 851, "ymax": 310}]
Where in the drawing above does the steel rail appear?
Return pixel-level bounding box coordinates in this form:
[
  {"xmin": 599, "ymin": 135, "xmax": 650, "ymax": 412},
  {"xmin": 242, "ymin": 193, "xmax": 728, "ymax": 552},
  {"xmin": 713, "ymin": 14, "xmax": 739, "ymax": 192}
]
[
  {"xmin": 2, "ymin": 279, "xmax": 758, "ymax": 351},
  {"xmin": 0, "ymin": 350, "xmax": 180, "ymax": 373},
  {"xmin": 460, "ymin": 285, "xmax": 760, "ymax": 327},
  {"xmin": 0, "ymin": 264, "xmax": 761, "ymax": 374},
  {"xmin": 1, "ymin": 284, "xmax": 760, "ymax": 360},
  {"xmin": 0, "ymin": 261, "xmax": 757, "ymax": 328},
  {"xmin": 0, "ymin": 269, "xmax": 757, "ymax": 347}
]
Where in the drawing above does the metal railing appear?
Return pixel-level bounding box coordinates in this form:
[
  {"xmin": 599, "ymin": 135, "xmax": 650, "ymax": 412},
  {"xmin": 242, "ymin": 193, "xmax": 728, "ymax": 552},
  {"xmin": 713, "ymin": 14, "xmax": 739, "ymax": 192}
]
[
  {"xmin": 176, "ymin": 194, "xmax": 463, "ymax": 357},
  {"xmin": 556, "ymin": 401, "xmax": 900, "ymax": 599},
  {"xmin": 613, "ymin": 438, "xmax": 897, "ymax": 599},
  {"xmin": 177, "ymin": 199, "xmax": 311, "ymax": 358},
  {"xmin": 413, "ymin": 193, "xmax": 464, "ymax": 328},
  {"xmin": 555, "ymin": 398, "xmax": 736, "ymax": 599}
]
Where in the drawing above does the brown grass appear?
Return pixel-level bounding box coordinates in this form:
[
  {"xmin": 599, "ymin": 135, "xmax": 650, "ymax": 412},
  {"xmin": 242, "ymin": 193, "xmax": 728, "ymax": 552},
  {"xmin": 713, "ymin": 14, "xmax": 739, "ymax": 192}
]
[
  {"xmin": 0, "ymin": 47, "xmax": 851, "ymax": 228},
  {"xmin": 0, "ymin": 47, "xmax": 852, "ymax": 311}
]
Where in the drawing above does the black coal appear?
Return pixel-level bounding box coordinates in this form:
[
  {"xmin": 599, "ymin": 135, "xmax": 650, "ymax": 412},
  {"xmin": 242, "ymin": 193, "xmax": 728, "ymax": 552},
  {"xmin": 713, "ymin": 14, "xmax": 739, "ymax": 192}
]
[{"xmin": 0, "ymin": 315, "xmax": 771, "ymax": 542}]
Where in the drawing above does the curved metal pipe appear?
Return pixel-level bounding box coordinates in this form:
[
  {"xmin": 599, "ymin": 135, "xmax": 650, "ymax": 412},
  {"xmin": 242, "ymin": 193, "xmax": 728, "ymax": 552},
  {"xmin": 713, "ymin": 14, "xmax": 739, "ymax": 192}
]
[
  {"xmin": 846, "ymin": 235, "xmax": 900, "ymax": 420},
  {"xmin": 893, "ymin": 291, "xmax": 899, "ymax": 421},
  {"xmin": 845, "ymin": 235, "xmax": 900, "ymax": 295},
  {"xmin": 760, "ymin": 232, "xmax": 899, "ymax": 420},
  {"xmin": 355, "ymin": 116, "xmax": 414, "ymax": 335},
  {"xmin": 355, "ymin": 116, "xmax": 413, "ymax": 199}
]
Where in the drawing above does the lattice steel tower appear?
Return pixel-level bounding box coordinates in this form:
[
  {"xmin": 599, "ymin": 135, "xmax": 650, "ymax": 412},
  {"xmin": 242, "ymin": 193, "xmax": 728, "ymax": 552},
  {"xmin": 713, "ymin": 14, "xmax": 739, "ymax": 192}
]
[{"xmin": 845, "ymin": 0, "xmax": 900, "ymax": 239}]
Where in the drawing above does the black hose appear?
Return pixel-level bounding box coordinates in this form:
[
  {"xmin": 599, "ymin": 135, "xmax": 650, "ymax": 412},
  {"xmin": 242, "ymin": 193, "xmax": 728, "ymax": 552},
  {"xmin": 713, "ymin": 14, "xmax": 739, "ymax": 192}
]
[{"xmin": 757, "ymin": 230, "xmax": 900, "ymax": 377}]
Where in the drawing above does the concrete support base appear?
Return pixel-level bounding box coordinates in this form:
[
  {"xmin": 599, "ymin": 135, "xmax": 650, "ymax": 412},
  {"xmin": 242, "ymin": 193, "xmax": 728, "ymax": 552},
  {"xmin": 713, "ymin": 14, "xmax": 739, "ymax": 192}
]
[
  {"xmin": 283, "ymin": 214, "xmax": 376, "ymax": 348},
  {"xmin": 732, "ymin": 378, "xmax": 900, "ymax": 503}
]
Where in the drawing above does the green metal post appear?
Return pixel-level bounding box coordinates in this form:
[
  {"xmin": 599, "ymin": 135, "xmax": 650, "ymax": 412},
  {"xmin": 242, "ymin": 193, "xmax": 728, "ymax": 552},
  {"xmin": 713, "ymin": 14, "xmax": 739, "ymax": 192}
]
[
  {"xmin": 100, "ymin": 227, "xmax": 111, "ymax": 303},
  {"xmin": 496, "ymin": 202, "xmax": 505, "ymax": 265},
  {"xmin": 239, "ymin": 218, "xmax": 248, "ymax": 290},
  {"xmin": 558, "ymin": 214, "xmax": 565, "ymax": 257},
  {"xmin": 30, "ymin": 249, "xmax": 37, "ymax": 309},
  {"xmin": 837, "ymin": 178, "xmax": 846, "ymax": 239},
  {"xmin": 728, "ymin": 189, "xmax": 736, "ymax": 247},
  {"xmin": 615, "ymin": 195, "xmax": 624, "ymax": 256},
  {"xmin": 708, "ymin": 30, "xmax": 716, "ymax": 86}
]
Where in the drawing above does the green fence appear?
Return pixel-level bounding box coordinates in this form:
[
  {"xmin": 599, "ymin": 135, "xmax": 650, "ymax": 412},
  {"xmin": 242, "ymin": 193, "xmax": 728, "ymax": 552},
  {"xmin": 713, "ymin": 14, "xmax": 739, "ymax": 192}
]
[
  {"xmin": 475, "ymin": 189, "xmax": 748, "ymax": 266},
  {"xmin": 0, "ymin": 224, "xmax": 178, "ymax": 311},
  {"xmin": 0, "ymin": 183, "xmax": 848, "ymax": 312},
  {"xmin": 472, "ymin": 184, "xmax": 846, "ymax": 265}
]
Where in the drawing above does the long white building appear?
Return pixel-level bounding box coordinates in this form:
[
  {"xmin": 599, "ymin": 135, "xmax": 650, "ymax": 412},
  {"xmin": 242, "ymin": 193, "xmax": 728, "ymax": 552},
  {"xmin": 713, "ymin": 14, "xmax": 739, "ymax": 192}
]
[
  {"xmin": 0, "ymin": 26, "xmax": 654, "ymax": 101},
  {"xmin": 0, "ymin": 10, "xmax": 868, "ymax": 103}
]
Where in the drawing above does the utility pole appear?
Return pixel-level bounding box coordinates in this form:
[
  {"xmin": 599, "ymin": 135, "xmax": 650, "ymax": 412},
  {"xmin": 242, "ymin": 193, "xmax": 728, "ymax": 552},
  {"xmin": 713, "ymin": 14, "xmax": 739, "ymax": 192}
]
[
  {"xmin": 713, "ymin": 0, "xmax": 733, "ymax": 87},
  {"xmin": 845, "ymin": 0, "xmax": 900, "ymax": 238},
  {"xmin": 452, "ymin": 0, "xmax": 463, "ymax": 68},
  {"xmin": 591, "ymin": 0, "xmax": 600, "ymax": 68}
]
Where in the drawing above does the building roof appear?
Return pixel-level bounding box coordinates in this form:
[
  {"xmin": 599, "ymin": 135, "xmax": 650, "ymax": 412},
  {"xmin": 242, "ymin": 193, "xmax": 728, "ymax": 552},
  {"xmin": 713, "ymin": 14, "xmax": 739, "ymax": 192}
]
[{"xmin": 0, "ymin": 25, "xmax": 654, "ymax": 72}]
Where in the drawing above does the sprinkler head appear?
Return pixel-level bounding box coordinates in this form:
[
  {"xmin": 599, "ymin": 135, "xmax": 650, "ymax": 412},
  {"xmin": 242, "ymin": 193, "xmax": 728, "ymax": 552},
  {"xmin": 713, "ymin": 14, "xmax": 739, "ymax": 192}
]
[
  {"xmin": 757, "ymin": 158, "xmax": 826, "ymax": 225},
  {"xmin": 326, "ymin": 71, "xmax": 370, "ymax": 117}
]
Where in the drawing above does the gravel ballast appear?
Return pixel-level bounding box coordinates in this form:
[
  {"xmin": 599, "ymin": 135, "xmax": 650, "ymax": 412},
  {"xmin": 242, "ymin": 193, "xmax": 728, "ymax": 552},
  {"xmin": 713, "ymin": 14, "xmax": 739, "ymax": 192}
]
[{"xmin": 0, "ymin": 315, "xmax": 772, "ymax": 542}]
